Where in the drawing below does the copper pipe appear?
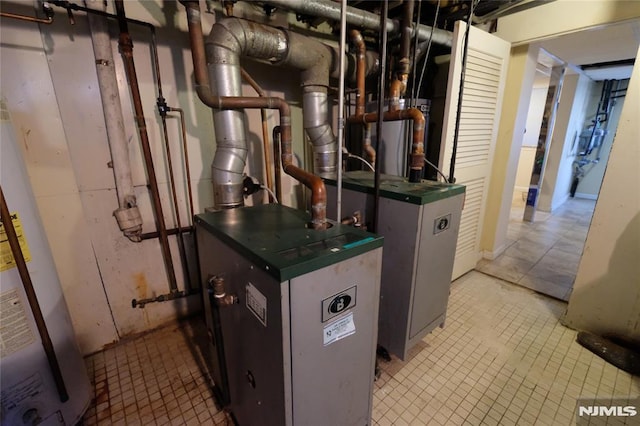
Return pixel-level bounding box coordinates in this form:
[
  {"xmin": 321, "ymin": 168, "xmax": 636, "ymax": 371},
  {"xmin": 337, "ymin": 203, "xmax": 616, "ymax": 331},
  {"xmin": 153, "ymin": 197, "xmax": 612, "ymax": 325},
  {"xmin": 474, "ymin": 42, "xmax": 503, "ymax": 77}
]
[
  {"xmin": 348, "ymin": 107, "xmax": 425, "ymax": 182},
  {"xmin": 170, "ymin": 108, "xmax": 195, "ymax": 221},
  {"xmin": 388, "ymin": 0, "xmax": 414, "ymax": 110},
  {"xmin": 182, "ymin": 0, "xmax": 326, "ymax": 228},
  {"xmin": 279, "ymin": 123, "xmax": 327, "ymax": 231},
  {"xmin": 0, "ymin": 187, "xmax": 68, "ymax": 402},
  {"xmin": 0, "ymin": 11, "xmax": 53, "ymax": 24},
  {"xmin": 350, "ymin": 29, "xmax": 376, "ymax": 166},
  {"xmin": 350, "ymin": 30, "xmax": 366, "ymax": 116},
  {"xmin": 241, "ymin": 68, "xmax": 275, "ymax": 202},
  {"xmin": 115, "ymin": 0, "xmax": 178, "ymax": 292},
  {"xmin": 273, "ymin": 126, "xmax": 283, "ymax": 203}
]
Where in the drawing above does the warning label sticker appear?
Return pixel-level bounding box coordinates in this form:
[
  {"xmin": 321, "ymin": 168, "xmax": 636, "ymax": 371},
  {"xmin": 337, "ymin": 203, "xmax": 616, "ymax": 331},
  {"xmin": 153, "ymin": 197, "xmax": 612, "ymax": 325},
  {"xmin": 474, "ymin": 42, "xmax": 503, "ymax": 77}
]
[
  {"xmin": 323, "ymin": 312, "xmax": 356, "ymax": 346},
  {"xmin": 0, "ymin": 212, "xmax": 32, "ymax": 272},
  {"xmin": 0, "ymin": 288, "xmax": 36, "ymax": 359}
]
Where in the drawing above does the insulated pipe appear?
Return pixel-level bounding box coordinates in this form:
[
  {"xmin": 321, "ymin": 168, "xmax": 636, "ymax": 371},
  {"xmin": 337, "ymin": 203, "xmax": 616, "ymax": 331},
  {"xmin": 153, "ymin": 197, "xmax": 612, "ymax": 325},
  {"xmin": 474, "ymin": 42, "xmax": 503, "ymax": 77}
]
[
  {"xmin": 114, "ymin": 0, "xmax": 178, "ymax": 292},
  {"xmin": 86, "ymin": 1, "xmax": 142, "ymax": 241},
  {"xmin": 347, "ymin": 108, "xmax": 425, "ymax": 182},
  {"xmin": 182, "ymin": 1, "xmax": 327, "ymax": 229},
  {"xmin": 350, "ymin": 29, "xmax": 375, "ymax": 166},
  {"xmin": 261, "ymin": 0, "xmax": 453, "ymax": 47}
]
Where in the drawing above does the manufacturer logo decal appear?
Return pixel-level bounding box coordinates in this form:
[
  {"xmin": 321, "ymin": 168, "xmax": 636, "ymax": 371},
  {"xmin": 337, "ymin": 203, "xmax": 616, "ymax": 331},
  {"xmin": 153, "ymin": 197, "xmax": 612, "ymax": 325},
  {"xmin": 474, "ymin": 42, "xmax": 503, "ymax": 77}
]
[
  {"xmin": 321, "ymin": 286, "xmax": 357, "ymax": 322},
  {"xmin": 328, "ymin": 295, "xmax": 352, "ymax": 314}
]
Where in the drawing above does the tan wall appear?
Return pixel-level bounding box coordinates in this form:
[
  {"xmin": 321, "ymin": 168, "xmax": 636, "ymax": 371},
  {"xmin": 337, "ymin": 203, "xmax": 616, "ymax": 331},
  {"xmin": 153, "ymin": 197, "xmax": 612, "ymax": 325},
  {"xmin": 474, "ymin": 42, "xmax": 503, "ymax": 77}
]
[
  {"xmin": 563, "ymin": 46, "xmax": 640, "ymax": 340},
  {"xmin": 480, "ymin": 44, "xmax": 537, "ymax": 258},
  {"xmin": 495, "ymin": 0, "xmax": 640, "ymax": 45}
]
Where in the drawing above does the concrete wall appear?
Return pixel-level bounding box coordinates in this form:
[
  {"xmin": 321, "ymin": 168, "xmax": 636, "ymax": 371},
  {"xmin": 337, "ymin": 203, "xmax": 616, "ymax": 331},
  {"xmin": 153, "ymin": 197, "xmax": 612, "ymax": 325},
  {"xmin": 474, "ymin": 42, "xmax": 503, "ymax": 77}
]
[
  {"xmin": 538, "ymin": 73, "xmax": 596, "ymax": 212},
  {"xmin": 0, "ymin": 1, "xmax": 310, "ymax": 354},
  {"xmin": 563, "ymin": 46, "xmax": 640, "ymax": 340}
]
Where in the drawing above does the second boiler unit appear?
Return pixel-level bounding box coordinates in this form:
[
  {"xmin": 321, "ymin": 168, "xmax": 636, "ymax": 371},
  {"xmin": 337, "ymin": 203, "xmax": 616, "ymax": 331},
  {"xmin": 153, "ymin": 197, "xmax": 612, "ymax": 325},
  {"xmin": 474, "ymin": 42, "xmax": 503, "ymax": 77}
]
[
  {"xmin": 327, "ymin": 171, "xmax": 465, "ymax": 360},
  {"xmin": 196, "ymin": 203, "xmax": 383, "ymax": 426}
]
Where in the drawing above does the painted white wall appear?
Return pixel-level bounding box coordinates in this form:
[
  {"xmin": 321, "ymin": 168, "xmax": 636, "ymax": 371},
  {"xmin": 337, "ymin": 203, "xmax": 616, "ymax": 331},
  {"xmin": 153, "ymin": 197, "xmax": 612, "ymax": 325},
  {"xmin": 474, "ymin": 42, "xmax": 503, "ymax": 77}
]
[
  {"xmin": 512, "ymin": 84, "xmax": 548, "ymax": 200},
  {"xmin": 538, "ymin": 73, "xmax": 595, "ymax": 212},
  {"xmin": 523, "ymin": 86, "xmax": 548, "ymax": 147},
  {"xmin": 0, "ymin": 1, "xmax": 308, "ymax": 354},
  {"xmin": 574, "ymin": 80, "xmax": 628, "ymax": 199},
  {"xmin": 513, "ymin": 147, "xmax": 537, "ymax": 199},
  {"xmin": 563, "ymin": 46, "xmax": 640, "ymax": 340},
  {"xmin": 495, "ymin": 0, "xmax": 640, "ymax": 45}
]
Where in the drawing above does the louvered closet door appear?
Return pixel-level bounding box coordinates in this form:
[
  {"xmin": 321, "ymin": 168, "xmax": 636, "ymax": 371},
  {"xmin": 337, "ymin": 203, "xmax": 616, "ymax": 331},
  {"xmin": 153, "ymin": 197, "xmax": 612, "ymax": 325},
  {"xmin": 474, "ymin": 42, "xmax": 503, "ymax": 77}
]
[{"xmin": 440, "ymin": 21, "xmax": 511, "ymax": 280}]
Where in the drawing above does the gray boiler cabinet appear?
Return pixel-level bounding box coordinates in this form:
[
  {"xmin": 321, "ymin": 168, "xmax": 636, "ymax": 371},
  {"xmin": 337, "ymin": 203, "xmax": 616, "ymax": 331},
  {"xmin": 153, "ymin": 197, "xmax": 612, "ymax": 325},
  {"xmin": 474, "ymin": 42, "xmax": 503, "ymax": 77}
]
[
  {"xmin": 327, "ymin": 171, "xmax": 465, "ymax": 360},
  {"xmin": 195, "ymin": 204, "xmax": 384, "ymax": 426}
]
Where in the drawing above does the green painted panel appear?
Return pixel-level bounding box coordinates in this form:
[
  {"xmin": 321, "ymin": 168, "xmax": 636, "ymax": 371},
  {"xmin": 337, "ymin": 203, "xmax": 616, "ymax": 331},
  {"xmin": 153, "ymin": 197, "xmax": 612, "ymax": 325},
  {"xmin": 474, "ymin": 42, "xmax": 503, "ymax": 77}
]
[
  {"xmin": 325, "ymin": 171, "xmax": 465, "ymax": 205},
  {"xmin": 195, "ymin": 204, "xmax": 383, "ymax": 281}
]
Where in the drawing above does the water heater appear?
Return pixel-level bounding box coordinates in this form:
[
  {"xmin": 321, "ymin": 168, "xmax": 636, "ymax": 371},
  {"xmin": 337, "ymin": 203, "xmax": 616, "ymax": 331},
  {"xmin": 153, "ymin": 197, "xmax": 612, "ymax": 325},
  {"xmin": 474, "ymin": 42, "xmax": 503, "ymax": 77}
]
[{"xmin": 0, "ymin": 101, "xmax": 91, "ymax": 425}]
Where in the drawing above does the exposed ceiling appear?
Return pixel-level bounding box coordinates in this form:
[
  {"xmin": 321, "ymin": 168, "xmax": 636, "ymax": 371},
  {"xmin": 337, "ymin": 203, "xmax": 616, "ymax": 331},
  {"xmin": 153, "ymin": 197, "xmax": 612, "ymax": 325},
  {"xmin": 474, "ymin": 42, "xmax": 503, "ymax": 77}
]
[{"xmin": 536, "ymin": 19, "xmax": 640, "ymax": 80}]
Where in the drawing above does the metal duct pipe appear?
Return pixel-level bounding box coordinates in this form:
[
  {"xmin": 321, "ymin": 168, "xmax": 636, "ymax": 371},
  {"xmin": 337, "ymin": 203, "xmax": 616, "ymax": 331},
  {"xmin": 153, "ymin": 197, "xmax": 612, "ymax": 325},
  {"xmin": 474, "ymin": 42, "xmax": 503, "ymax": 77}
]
[
  {"xmin": 182, "ymin": 2, "xmax": 327, "ymax": 229},
  {"xmin": 205, "ymin": 17, "xmax": 342, "ymax": 178},
  {"xmin": 86, "ymin": 0, "xmax": 142, "ymax": 242},
  {"xmin": 261, "ymin": 0, "xmax": 453, "ymax": 47}
]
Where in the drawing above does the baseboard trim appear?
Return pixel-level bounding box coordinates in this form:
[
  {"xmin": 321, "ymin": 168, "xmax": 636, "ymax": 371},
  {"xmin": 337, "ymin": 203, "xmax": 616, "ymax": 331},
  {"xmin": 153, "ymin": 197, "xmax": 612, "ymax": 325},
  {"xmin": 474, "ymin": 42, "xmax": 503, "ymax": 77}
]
[
  {"xmin": 574, "ymin": 192, "xmax": 598, "ymax": 200},
  {"xmin": 482, "ymin": 243, "xmax": 507, "ymax": 261}
]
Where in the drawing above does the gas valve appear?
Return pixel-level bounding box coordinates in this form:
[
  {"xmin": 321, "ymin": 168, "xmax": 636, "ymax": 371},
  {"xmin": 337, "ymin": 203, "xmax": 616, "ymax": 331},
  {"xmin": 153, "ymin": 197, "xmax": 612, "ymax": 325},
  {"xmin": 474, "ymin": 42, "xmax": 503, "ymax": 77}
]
[{"xmin": 209, "ymin": 276, "xmax": 238, "ymax": 307}]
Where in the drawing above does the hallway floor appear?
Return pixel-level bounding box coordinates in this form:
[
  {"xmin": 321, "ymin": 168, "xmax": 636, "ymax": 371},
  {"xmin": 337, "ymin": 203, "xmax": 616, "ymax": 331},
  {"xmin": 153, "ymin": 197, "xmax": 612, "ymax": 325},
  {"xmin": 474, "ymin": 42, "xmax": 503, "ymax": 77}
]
[
  {"xmin": 81, "ymin": 271, "xmax": 638, "ymax": 425},
  {"xmin": 477, "ymin": 197, "xmax": 596, "ymax": 301}
]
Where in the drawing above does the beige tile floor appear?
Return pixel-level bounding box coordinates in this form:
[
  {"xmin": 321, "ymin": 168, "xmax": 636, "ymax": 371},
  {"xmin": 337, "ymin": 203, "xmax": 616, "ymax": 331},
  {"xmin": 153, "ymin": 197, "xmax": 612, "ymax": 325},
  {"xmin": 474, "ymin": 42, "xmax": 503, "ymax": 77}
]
[
  {"xmin": 81, "ymin": 270, "xmax": 638, "ymax": 425},
  {"xmin": 477, "ymin": 197, "xmax": 596, "ymax": 301}
]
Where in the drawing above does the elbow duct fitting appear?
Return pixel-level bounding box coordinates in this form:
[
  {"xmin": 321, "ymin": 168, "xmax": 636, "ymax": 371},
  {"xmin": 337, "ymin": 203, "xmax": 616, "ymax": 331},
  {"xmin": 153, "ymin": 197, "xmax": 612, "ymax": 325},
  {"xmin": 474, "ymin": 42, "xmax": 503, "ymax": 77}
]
[{"xmin": 205, "ymin": 16, "xmax": 341, "ymax": 204}]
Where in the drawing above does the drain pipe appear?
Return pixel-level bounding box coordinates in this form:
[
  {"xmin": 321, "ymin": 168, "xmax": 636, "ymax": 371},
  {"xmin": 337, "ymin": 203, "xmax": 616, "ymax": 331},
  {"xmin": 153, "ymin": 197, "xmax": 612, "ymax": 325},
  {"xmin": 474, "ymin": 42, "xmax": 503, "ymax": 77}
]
[
  {"xmin": 114, "ymin": 0, "xmax": 178, "ymax": 291},
  {"xmin": 86, "ymin": 1, "xmax": 142, "ymax": 242},
  {"xmin": 182, "ymin": 1, "xmax": 327, "ymax": 229},
  {"xmin": 261, "ymin": 0, "xmax": 452, "ymax": 47}
]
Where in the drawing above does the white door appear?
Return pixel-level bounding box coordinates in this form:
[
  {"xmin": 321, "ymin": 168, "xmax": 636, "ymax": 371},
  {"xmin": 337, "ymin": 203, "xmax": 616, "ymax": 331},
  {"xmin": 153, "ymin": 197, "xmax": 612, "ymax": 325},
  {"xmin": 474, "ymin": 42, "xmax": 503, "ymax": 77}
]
[{"xmin": 440, "ymin": 21, "xmax": 511, "ymax": 279}]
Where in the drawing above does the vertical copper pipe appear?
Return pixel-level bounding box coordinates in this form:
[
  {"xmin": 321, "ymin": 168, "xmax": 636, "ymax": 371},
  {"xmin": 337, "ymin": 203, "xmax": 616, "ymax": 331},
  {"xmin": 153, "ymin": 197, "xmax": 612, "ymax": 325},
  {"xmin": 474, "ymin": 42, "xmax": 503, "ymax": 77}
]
[
  {"xmin": 114, "ymin": 0, "xmax": 178, "ymax": 292},
  {"xmin": 350, "ymin": 29, "xmax": 376, "ymax": 165},
  {"xmin": 240, "ymin": 68, "xmax": 275, "ymax": 202},
  {"xmin": 171, "ymin": 108, "xmax": 195, "ymax": 221},
  {"xmin": 0, "ymin": 187, "xmax": 69, "ymax": 402},
  {"xmin": 389, "ymin": 0, "xmax": 414, "ymax": 110}
]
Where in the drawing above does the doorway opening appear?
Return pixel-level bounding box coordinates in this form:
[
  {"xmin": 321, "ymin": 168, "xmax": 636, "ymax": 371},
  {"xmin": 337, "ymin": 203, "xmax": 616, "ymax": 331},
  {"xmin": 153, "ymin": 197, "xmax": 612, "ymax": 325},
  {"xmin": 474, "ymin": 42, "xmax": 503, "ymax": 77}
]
[{"xmin": 478, "ymin": 32, "xmax": 632, "ymax": 301}]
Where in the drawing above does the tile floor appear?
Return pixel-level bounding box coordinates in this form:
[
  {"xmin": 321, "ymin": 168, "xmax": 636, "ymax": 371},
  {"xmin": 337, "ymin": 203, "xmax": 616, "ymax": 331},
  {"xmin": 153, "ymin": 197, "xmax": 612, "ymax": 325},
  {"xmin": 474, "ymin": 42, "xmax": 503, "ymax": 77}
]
[
  {"xmin": 477, "ymin": 197, "xmax": 596, "ymax": 301},
  {"xmin": 80, "ymin": 271, "xmax": 638, "ymax": 425}
]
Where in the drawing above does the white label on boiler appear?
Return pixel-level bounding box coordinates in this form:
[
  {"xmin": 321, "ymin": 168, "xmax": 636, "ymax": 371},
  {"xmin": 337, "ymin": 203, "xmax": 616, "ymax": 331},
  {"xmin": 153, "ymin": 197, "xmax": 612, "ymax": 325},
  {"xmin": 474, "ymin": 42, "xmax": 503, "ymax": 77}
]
[
  {"xmin": 323, "ymin": 312, "xmax": 355, "ymax": 346},
  {"xmin": 246, "ymin": 282, "xmax": 267, "ymax": 327}
]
